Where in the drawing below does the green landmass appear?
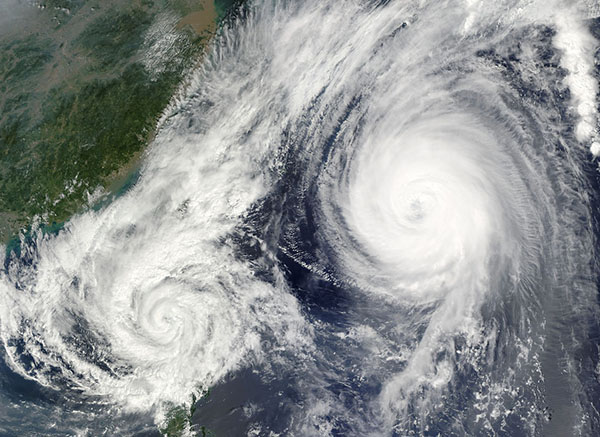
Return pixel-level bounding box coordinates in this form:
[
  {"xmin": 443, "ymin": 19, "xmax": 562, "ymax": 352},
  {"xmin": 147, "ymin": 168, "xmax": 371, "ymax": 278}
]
[
  {"xmin": 161, "ymin": 390, "xmax": 214, "ymax": 437},
  {"xmin": 0, "ymin": 0, "xmax": 220, "ymax": 242}
]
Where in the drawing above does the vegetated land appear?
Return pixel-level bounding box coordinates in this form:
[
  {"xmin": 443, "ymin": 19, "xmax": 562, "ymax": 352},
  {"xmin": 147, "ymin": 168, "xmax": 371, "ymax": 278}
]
[{"xmin": 0, "ymin": 0, "xmax": 221, "ymax": 242}]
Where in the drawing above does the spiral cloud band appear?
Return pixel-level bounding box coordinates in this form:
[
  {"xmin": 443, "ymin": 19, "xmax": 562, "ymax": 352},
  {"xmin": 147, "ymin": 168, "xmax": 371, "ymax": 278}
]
[{"xmin": 2, "ymin": 0, "xmax": 600, "ymax": 435}]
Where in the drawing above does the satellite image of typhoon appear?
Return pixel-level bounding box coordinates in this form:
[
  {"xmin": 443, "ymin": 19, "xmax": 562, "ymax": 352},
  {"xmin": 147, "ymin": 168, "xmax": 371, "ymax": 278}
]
[{"xmin": 2, "ymin": 0, "xmax": 600, "ymax": 436}]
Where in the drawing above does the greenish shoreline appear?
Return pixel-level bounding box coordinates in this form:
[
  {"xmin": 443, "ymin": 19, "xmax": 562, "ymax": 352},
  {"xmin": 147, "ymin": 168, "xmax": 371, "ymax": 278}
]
[{"xmin": 0, "ymin": 0, "xmax": 231, "ymax": 245}]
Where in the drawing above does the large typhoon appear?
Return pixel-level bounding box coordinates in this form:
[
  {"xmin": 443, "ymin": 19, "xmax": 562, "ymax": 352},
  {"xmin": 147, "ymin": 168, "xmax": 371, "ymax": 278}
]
[{"xmin": 2, "ymin": 0, "xmax": 600, "ymax": 436}]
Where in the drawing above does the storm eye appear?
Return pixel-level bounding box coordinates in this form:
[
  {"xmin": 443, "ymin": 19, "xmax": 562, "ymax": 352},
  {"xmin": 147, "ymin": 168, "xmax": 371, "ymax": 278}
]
[{"xmin": 407, "ymin": 198, "xmax": 425, "ymax": 221}]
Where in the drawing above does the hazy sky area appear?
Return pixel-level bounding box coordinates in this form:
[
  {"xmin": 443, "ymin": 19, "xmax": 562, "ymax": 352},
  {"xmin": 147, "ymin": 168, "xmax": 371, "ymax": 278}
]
[{"xmin": 0, "ymin": 0, "xmax": 33, "ymax": 35}]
